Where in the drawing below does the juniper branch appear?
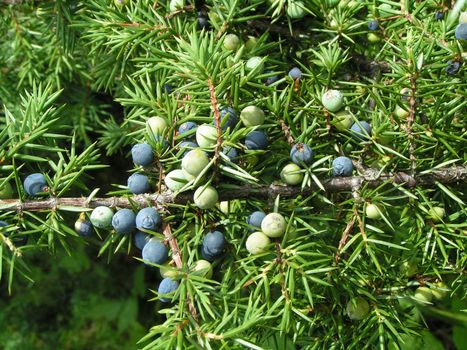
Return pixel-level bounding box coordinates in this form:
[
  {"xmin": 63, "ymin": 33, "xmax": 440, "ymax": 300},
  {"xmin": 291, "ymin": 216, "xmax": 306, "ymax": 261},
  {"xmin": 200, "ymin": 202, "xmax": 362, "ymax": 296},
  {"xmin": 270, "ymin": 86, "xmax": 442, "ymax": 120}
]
[{"xmin": 0, "ymin": 165, "xmax": 465, "ymax": 211}]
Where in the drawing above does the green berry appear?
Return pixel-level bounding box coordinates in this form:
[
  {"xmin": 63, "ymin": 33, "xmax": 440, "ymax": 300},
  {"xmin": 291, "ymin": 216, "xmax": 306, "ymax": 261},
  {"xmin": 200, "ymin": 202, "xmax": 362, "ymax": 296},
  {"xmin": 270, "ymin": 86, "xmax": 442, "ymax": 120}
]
[
  {"xmin": 240, "ymin": 106, "xmax": 265, "ymax": 127},
  {"xmin": 321, "ymin": 90, "xmax": 344, "ymax": 112},
  {"xmin": 261, "ymin": 212, "xmax": 286, "ymax": 238},
  {"xmin": 367, "ymin": 33, "xmax": 381, "ymax": 43},
  {"xmin": 0, "ymin": 181, "xmax": 13, "ymax": 199},
  {"xmin": 223, "ymin": 34, "xmax": 240, "ymax": 51},
  {"xmin": 395, "ymin": 105, "xmax": 409, "ymax": 119},
  {"xmin": 164, "ymin": 169, "xmax": 188, "ymax": 191},
  {"xmin": 400, "ymin": 261, "xmax": 418, "ymax": 277},
  {"xmin": 196, "ymin": 124, "xmax": 218, "ymax": 148},
  {"xmin": 245, "ymin": 56, "xmax": 264, "ymax": 73},
  {"xmin": 194, "ymin": 185, "xmax": 218, "ymax": 209},
  {"xmin": 218, "ymin": 201, "xmax": 229, "ymax": 214},
  {"xmin": 365, "ymin": 203, "xmax": 381, "ymax": 220},
  {"xmin": 146, "ymin": 116, "xmax": 168, "ymax": 135},
  {"xmin": 431, "ymin": 282, "xmax": 449, "ymax": 300},
  {"xmin": 428, "ymin": 206, "xmax": 445, "ymax": 222},
  {"xmin": 181, "ymin": 149, "xmax": 210, "ymax": 177},
  {"xmin": 346, "ymin": 297, "xmax": 370, "ymax": 320},
  {"xmin": 460, "ymin": 11, "xmax": 467, "ymax": 24},
  {"xmin": 244, "ymin": 36, "xmax": 257, "ymax": 52},
  {"xmin": 169, "ymin": 0, "xmax": 184, "ymax": 12},
  {"xmin": 287, "ymin": 0, "xmax": 306, "ymax": 19},
  {"xmin": 246, "ymin": 231, "xmax": 270, "ymax": 254},
  {"xmin": 332, "ymin": 110, "xmax": 353, "ymax": 131},
  {"xmin": 280, "ymin": 163, "xmax": 303, "ymax": 185},
  {"xmin": 90, "ymin": 206, "xmax": 114, "ymax": 229},
  {"xmin": 191, "ymin": 259, "xmax": 213, "ymax": 279},
  {"xmin": 414, "ymin": 287, "xmax": 433, "ymax": 303},
  {"xmin": 378, "ymin": 3, "xmax": 393, "ymax": 17},
  {"xmin": 114, "ymin": 0, "xmax": 129, "ymax": 6},
  {"xmin": 160, "ymin": 262, "xmax": 180, "ymax": 279}
]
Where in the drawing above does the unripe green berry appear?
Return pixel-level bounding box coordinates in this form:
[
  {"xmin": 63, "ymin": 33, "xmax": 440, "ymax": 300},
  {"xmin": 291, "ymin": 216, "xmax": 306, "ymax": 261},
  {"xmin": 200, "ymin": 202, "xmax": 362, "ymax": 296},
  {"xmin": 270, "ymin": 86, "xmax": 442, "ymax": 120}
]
[
  {"xmin": 181, "ymin": 149, "xmax": 210, "ymax": 177},
  {"xmin": 196, "ymin": 124, "xmax": 217, "ymax": 148},
  {"xmin": 321, "ymin": 90, "xmax": 344, "ymax": 112},
  {"xmin": 194, "ymin": 185, "xmax": 218, "ymax": 209},
  {"xmin": 114, "ymin": 0, "xmax": 129, "ymax": 7},
  {"xmin": 245, "ymin": 56, "xmax": 264, "ymax": 73},
  {"xmin": 240, "ymin": 106, "xmax": 265, "ymax": 127},
  {"xmin": 332, "ymin": 110, "xmax": 353, "ymax": 131},
  {"xmin": 261, "ymin": 212, "xmax": 286, "ymax": 238},
  {"xmin": 169, "ymin": 0, "xmax": 184, "ymax": 12},
  {"xmin": 244, "ymin": 36, "xmax": 257, "ymax": 52},
  {"xmin": 191, "ymin": 259, "xmax": 213, "ymax": 279},
  {"xmin": 160, "ymin": 262, "xmax": 180, "ymax": 279},
  {"xmin": 460, "ymin": 11, "xmax": 467, "ymax": 24},
  {"xmin": 280, "ymin": 163, "xmax": 303, "ymax": 185},
  {"xmin": 246, "ymin": 231, "xmax": 270, "ymax": 254},
  {"xmin": 400, "ymin": 261, "xmax": 418, "ymax": 277},
  {"xmin": 346, "ymin": 297, "xmax": 370, "ymax": 320},
  {"xmin": 223, "ymin": 34, "xmax": 240, "ymax": 51},
  {"xmin": 218, "ymin": 201, "xmax": 229, "ymax": 214},
  {"xmin": 428, "ymin": 206, "xmax": 445, "ymax": 222},
  {"xmin": 146, "ymin": 117, "xmax": 168, "ymax": 135},
  {"xmin": 395, "ymin": 106, "xmax": 409, "ymax": 119},
  {"xmin": 365, "ymin": 203, "xmax": 381, "ymax": 220},
  {"xmin": 431, "ymin": 282, "xmax": 449, "ymax": 300},
  {"xmin": 287, "ymin": 0, "xmax": 306, "ymax": 19},
  {"xmin": 414, "ymin": 287, "xmax": 433, "ymax": 303},
  {"xmin": 90, "ymin": 206, "xmax": 114, "ymax": 229},
  {"xmin": 165, "ymin": 169, "xmax": 188, "ymax": 191},
  {"xmin": 378, "ymin": 3, "xmax": 393, "ymax": 17},
  {"xmin": 0, "ymin": 181, "xmax": 13, "ymax": 199},
  {"xmin": 367, "ymin": 33, "xmax": 381, "ymax": 43}
]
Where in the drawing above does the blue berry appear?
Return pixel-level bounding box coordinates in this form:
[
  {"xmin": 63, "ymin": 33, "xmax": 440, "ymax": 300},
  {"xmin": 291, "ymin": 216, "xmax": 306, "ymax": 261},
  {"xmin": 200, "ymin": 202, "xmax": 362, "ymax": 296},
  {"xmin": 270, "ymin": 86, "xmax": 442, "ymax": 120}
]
[
  {"xmin": 446, "ymin": 60, "xmax": 461, "ymax": 75},
  {"xmin": 247, "ymin": 211, "xmax": 266, "ymax": 232},
  {"xmin": 217, "ymin": 107, "xmax": 238, "ymax": 131},
  {"xmin": 134, "ymin": 231, "xmax": 150, "ymax": 250},
  {"xmin": 178, "ymin": 121, "xmax": 198, "ymax": 139},
  {"xmin": 288, "ymin": 67, "xmax": 302, "ymax": 80},
  {"xmin": 75, "ymin": 219, "xmax": 93, "ymax": 237},
  {"xmin": 112, "ymin": 209, "xmax": 136, "ymax": 234},
  {"xmin": 222, "ymin": 146, "xmax": 238, "ymax": 161},
  {"xmin": 136, "ymin": 207, "xmax": 161, "ymax": 231},
  {"xmin": 290, "ymin": 143, "xmax": 313, "ymax": 165},
  {"xmin": 131, "ymin": 143, "xmax": 154, "ymax": 166},
  {"xmin": 127, "ymin": 173, "xmax": 151, "ymax": 194},
  {"xmin": 164, "ymin": 83, "xmax": 174, "ymax": 94},
  {"xmin": 197, "ymin": 16, "xmax": 209, "ymax": 30},
  {"xmin": 0, "ymin": 221, "xmax": 28, "ymax": 246},
  {"xmin": 350, "ymin": 121, "xmax": 372, "ymax": 140},
  {"xmin": 263, "ymin": 72, "xmax": 279, "ymax": 86},
  {"xmin": 201, "ymin": 244, "xmax": 216, "ymax": 261},
  {"xmin": 202, "ymin": 231, "xmax": 226, "ymax": 258},
  {"xmin": 367, "ymin": 20, "xmax": 379, "ymax": 31},
  {"xmin": 179, "ymin": 141, "xmax": 198, "ymax": 155},
  {"xmin": 142, "ymin": 238, "xmax": 169, "ymax": 265},
  {"xmin": 245, "ymin": 130, "xmax": 268, "ymax": 150},
  {"xmin": 158, "ymin": 277, "xmax": 179, "ymax": 302},
  {"xmin": 332, "ymin": 156, "xmax": 353, "ymax": 177},
  {"xmin": 434, "ymin": 11, "xmax": 444, "ymax": 20},
  {"xmin": 455, "ymin": 23, "xmax": 467, "ymax": 40},
  {"xmin": 23, "ymin": 173, "xmax": 47, "ymax": 196}
]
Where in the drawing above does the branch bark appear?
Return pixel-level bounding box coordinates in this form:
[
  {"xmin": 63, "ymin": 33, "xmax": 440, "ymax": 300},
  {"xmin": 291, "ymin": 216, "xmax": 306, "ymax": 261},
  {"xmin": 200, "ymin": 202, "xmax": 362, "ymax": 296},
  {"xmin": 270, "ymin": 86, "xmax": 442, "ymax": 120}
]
[{"xmin": 0, "ymin": 165, "xmax": 466, "ymax": 211}]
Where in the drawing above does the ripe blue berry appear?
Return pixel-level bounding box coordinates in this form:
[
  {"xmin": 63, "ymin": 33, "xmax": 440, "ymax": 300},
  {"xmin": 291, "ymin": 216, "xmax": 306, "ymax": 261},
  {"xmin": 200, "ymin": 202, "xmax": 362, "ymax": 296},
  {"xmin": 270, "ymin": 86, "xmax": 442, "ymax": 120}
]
[
  {"xmin": 202, "ymin": 231, "xmax": 225, "ymax": 260},
  {"xmin": 164, "ymin": 83, "xmax": 174, "ymax": 94},
  {"xmin": 134, "ymin": 231, "xmax": 150, "ymax": 250},
  {"xmin": 23, "ymin": 173, "xmax": 47, "ymax": 196},
  {"xmin": 245, "ymin": 130, "xmax": 268, "ymax": 150},
  {"xmin": 0, "ymin": 221, "xmax": 28, "ymax": 247},
  {"xmin": 218, "ymin": 107, "xmax": 238, "ymax": 131},
  {"xmin": 434, "ymin": 11, "xmax": 444, "ymax": 20},
  {"xmin": 131, "ymin": 143, "xmax": 154, "ymax": 166},
  {"xmin": 158, "ymin": 277, "xmax": 179, "ymax": 302},
  {"xmin": 350, "ymin": 121, "xmax": 372, "ymax": 140},
  {"xmin": 290, "ymin": 143, "xmax": 313, "ymax": 165},
  {"xmin": 263, "ymin": 72, "xmax": 279, "ymax": 86},
  {"xmin": 288, "ymin": 67, "xmax": 302, "ymax": 80},
  {"xmin": 197, "ymin": 16, "xmax": 209, "ymax": 30},
  {"xmin": 178, "ymin": 141, "xmax": 198, "ymax": 155},
  {"xmin": 112, "ymin": 208, "xmax": 136, "ymax": 234},
  {"xmin": 247, "ymin": 211, "xmax": 266, "ymax": 232},
  {"xmin": 222, "ymin": 146, "xmax": 238, "ymax": 160},
  {"xmin": 142, "ymin": 238, "xmax": 169, "ymax": 265},
  {"xmin": 455, "ymin": 23, "xmax": 467, "ymax": 40},
  {"xmin": 178, "ymin": 121, "xmax": 198, "ymax": 138},
  {"xmin": 136, "ymin": 207, "xmax": 161, "ymax": 231},
  {"xmin": 367, "ymin": 20, "xmax": 379, "ymax": 31},
  {"xmin": 127, "ymin": 173, "xmax": 151, "ymax": 194},
  {"xmin": 75, "ymin": 219, "xmax": 93, "ymax": 237},
  {"xmin": 332, "ymin": 156, "xmax": 353, "ymax": 177},
  {"xmin": 446, "ymin": 60, "xmax": 461, "ymax": 75}
]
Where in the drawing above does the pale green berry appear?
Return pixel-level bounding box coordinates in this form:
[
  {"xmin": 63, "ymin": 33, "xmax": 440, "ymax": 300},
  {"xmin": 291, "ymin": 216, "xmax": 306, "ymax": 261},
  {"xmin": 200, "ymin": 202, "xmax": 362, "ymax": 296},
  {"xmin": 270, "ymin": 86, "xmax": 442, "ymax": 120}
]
[
  {"xmin": 223, "ymin": 34, "xmax": 240, "ymax": 51},
  {"xmin": 321, "ymin": 90, "xmax": 344, "ymax": 112},
  {"xmin": 191, "ymin": 259, "xmax": 213, "ymax": 279},
  {"xmin": 240, "ymin": 106, "xmax": 265, "ymax": 127},
  {"xmin": 90, "ymin": 206, "xmax": 114, "ymax": 229},
  {"xmin": 0, "ymin": 181, "xmax": 13, "ymax": 199},
  {"xmin": 414, "ymin": 287, "xmax": 433, "ymax": 303},
  {"xmin": 365, "ymin": 203, "xmax": 381, "ymax": 220},
  {"xmin": 280, "ymin": 163, "xmax": 303, "ymax": 185},
  {"xmin": 395, "ymin": 106, "xmax": 409, "ymax": 119},
  {"xmin": 367, "ymin": 33, "xmax": 381, "ymax": 43},
  {"xmin": 160, "ymin": 262, "xmax": 180, "ymax": 279},
  {"xmin": 146, "ymin": 116, "xmax": 168, "ymax": 135},
  {"xmin": 165, "ymin": 169, "xmax": 188, "ymax": 191},
  {"xmin": 246, "ymin": 231, "xmax": 270, "ymax": 254},
  {"xmin": 378, "ymin": 3, "xmax": 393, "ymax": 17},
  {"xmin": 169, "ymin": 0, "xmax": 184, "ymax": 12},
  {"xmin": 431, "ymin": 282, "xmax": 449, "ymax": 300},
  {"xmin": 114, "ymin": 0, "xmax": 129, "ymax": 7},
  {"xmin": 181, "ymin": 149, "xmax": 210, "ymax": 177},
  {"xmin": 428, "ymin": 206, "xmax": 445, "ymax": 222},
  {"xmin": 244, "ymin": 36, "xmax": 257, "ymax": 52},
  {"xmin": 194, "ymin": 185, "xmax": 218, "ymax": 209},
  {"xmin": 460, "ymin": 11, "xmax": 467, "ymax": 24},
  {"xmin": 245, "ymin": 56, "xmax": 264, "ymax": 73},
  {"xmin": 219, "ymin": 201, "xmax": 229, "ymax": 214},
  {"xmin": 287, "ymin": 0, "xmax": 306, "ymax": 19},
  {"xmin": 346, "ymin": 297, "xmax": 370, "ymax": 320},
  {"xmin": 196, "ymin": 124, "xmax": 217, "ymax": 148},
  {"xmin": 332, "ymin": 110, "xmax": 353, "ymax": 131},
  {"xmin": 261, "ymin": 212, "xmax": 286, "ymax": 238},
  {"xmin": 400, "ymin": 261, "xmax": 418, "ymax": 277}
]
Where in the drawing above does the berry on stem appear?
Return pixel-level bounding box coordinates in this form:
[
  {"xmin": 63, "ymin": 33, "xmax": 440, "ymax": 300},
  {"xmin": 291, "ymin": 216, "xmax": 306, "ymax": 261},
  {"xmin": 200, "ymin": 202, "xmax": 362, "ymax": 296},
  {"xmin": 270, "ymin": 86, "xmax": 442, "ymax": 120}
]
[
  {"xmin": 290, "ymin": 143, "xmax": 313, "ymax": 165},
  {"xmin": 142, "ymin": 238, "xmax": 169, "ymax": 265},
  {"xmin": 193, "ymin": 185, "xmax": 218, "ymax": 209},
  {"xmin": 321, "ymin": 90, "xmax": 344, "ymax": 112},
  {"xmin": 134, "ymin": 231, "xmax": 150, "ymax": 250},
  {"xmin": 127, "ymin": 173, "xmax": 151, "ymax": 194},
  {"xmin": 136, "ymin": 207, "xmax": 161, "ymax": 231},
  {"xmin": 112, "ymin": 208, "xmax": 136, "ymax": 234},
  {"xmin": 346, "ymin": 297, "xmax": 370, "ymax": 320},
  {"xmin": 158, "ymin": 277, "xmax": 179, "ymax": 302},
  {"xmin": 23, "ymin": 173, "xmax": 47, "ymax": 196},
  {"xmin": 181, "ymin": 149, "xmax": 210, "ymax": 177},
  {"xmin": 90, "ymin": 206, "xmax": 114, "ymax": 229},
  {"xmin": 131, "ymin": 143, "xmax": 154, "ymax": 166},
  {"xmin": 261, "ymin": 212, "xmax": 286, "ymax": 238},
  {"xmin": 280, "ymin": 163, "xmax": 303, "ymax": 185},
  {"xmin": 350, "ymin": 121, "xmax": 372, "ymax": 140},
  {"xmin": 246, "ymin": 231, "xmax": 270, "ymax": 254},
  {"xmin": 332, "ymin": 156, "xmax": 353, "ymax": 177},
  {"xmin": 240, "ymin": 106, "xmax": 265, "ymax": 127},
  {"xmin": 247, "ymin": 211, "xmax": 266, "ymax": 232},
  {"xmin": 245, "ymin": 130, "xmax": 268, "ymax": 150}
]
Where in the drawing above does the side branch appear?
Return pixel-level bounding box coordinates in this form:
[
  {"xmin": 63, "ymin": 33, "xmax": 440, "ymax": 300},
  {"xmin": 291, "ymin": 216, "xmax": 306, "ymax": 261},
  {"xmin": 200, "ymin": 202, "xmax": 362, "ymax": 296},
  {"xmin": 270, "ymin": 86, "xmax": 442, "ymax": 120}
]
[{"xmin": 0, "ymin": 166, "xmax": 466, "ymax": 211}]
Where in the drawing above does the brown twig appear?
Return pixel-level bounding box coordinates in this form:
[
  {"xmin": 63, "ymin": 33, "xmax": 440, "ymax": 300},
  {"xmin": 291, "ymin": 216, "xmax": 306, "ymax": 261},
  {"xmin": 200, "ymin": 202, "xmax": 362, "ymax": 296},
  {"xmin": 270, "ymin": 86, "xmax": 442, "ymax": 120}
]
[
  {"xmin": 335, "ymin": 217, "xmax": 356, "ymax": 263},
  {"xmin": 278, "ymin": 118, "xmax": 294, "ymax": 146},
  {"xmin": 162, "ymin": 224, "xmax": 199, "ymax": 322},
  {"xmin": 207, "ymin": 78, "xmax": 223, "ymax": 168},
  {"xmin": 408, "ymin": 75, "xmax": 417, "ymax": 174},
  {"xmin": 0, "ymin": 165, "xmax": 466, "ymax": 211}
]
